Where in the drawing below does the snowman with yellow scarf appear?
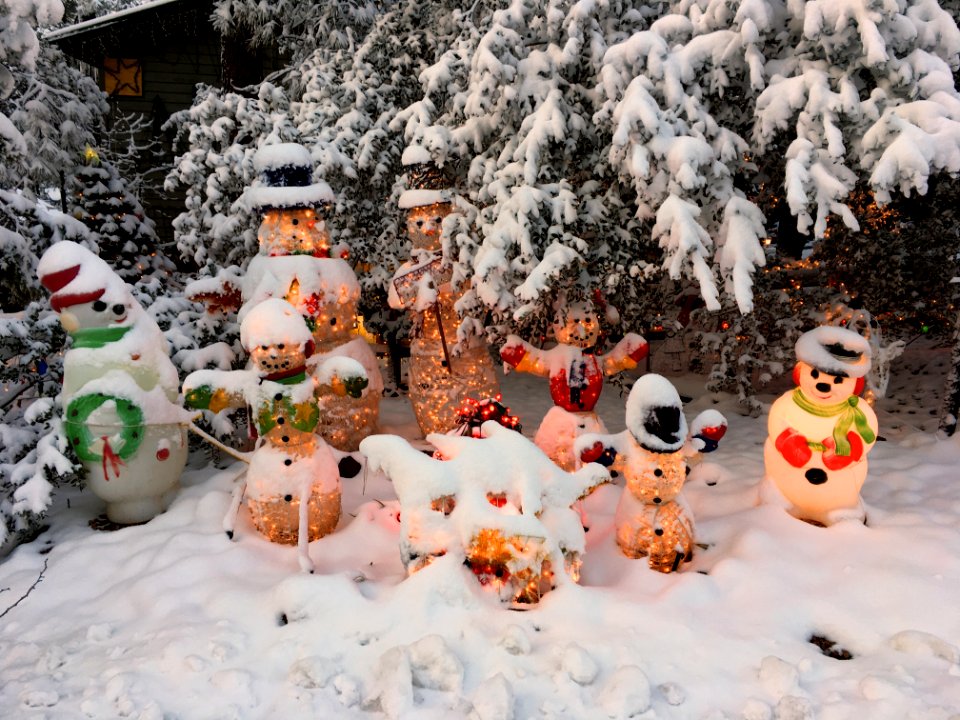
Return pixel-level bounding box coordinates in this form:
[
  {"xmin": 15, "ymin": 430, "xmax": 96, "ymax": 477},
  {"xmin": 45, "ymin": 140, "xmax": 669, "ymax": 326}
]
[{"xmin": 762, "ymin": 327, "xmax": 878, "ymax": 526}]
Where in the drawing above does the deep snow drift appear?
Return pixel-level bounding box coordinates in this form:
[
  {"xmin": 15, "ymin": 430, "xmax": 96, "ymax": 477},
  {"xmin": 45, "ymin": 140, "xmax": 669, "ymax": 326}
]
[{"xmin": 1, "ymin": 342, "xmax": 959, "ymax": 719}]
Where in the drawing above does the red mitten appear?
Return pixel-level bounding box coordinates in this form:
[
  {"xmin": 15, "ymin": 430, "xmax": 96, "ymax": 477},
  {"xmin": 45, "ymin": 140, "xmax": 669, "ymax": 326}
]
[
  {"xmin": 500, "ymin": 343, "xmax": 527, "ymax": 367},
  {"xmin": 822, "ymin": 432, "xmax": 864, "ymax": 471},
  {"xmin": 580, "ymin": 441, "xmax": 605, "ymax": 464},
  {"xmin": 775, "ymin": 428, "xmax": 812, "ymax": 468},
  {"xmin": 627, "ymin": 338, "xmax": 649, "ymax": 362},
  {"xmin": 698, "ymin": 425, "xmax": 727, "ymax": 442}
]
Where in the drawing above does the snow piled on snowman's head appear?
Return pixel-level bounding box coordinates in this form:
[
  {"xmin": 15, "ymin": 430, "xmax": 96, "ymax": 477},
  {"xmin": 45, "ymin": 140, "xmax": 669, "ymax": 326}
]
[
  {"xmin": 624, "ymin": 373, "xmax": 688, "ymax": 453},
  {"xmin": 795, "ymin": 326, "xmax": 872, "ymax": 378},
  {"xmin": 360, "ymin": 422, "xmax": 608, "ymax": 577},
  {"xmin": 239, "ymin": 299, "xmax": 313, "ymax": 351},
  {"xmin": 37, "ymin": 240, "xmax": 132, "ymax": 314}
]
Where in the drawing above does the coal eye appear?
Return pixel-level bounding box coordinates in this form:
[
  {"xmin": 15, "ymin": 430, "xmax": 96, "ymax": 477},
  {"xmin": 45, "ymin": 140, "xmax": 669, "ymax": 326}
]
[
  {"xmin": 434, "ymin": 217, "xmax": 442, "ymax": 223},
  {"xmin": 92, "ymin": 301, "xmax": 107, "ymax": 312},
  {"xmin": 833, "ymin": 375, "xmax": 844, "ymax": 384},
  {"xmin": 416, "ymin": 220, "xmax": 424, "ymax": 227},
  {"xmin": 112, "ymin": 304, "xmax": 125, "ymax": 315},
  {"xmin": 277, "ymin": 344, "xmax": 285, "ymax": 350},
  {"xmin": 811, "ymin": 369, "xmax": 820, "ymax": 379},
  {"xmin": 261, "ymin": 345, "xmax": 268, "ymax": 351},
  {"xmin": 291, "ymin": 218, "xmax": 299, "ymax": 225}
]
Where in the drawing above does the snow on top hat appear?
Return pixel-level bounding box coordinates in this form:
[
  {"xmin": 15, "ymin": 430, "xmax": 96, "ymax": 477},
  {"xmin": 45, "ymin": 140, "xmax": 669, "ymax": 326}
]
[
  {"xmin": 38, "ymin": 241, "xmax": 128, "ymax": 312},
  {"xmin": 795, "ymin": 326, "xmax": 872, "ymax": 378},
  {"xmin": 399, "ymin": 144, "xmax": 452, "ymax": 210},
  {"xmin": 245, "ymin": 143, "xmax": 334, "ymax": 211}
]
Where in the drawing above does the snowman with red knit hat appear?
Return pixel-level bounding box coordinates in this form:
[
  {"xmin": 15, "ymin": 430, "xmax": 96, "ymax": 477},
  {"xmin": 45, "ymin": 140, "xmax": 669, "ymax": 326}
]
[
  {"xmin": 762, "ymin": 326, "xmax": 878, "ymax": 526},
  {"xmin": 38, "ymin": 241, "xmax": 189, "ymax": 524}
]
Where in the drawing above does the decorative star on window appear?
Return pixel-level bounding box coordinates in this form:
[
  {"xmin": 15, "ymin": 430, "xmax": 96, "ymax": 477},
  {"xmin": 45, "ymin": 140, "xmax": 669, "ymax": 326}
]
[{"xmin": 103, "ymin": 58, "xmax": 142, "ymax": 97}]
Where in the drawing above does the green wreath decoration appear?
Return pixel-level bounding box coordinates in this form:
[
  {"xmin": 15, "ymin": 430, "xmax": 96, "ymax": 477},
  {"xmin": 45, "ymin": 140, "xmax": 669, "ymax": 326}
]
[{"xmin": 65, "ymin": 393, "xmax": 145, "ymax": 462}]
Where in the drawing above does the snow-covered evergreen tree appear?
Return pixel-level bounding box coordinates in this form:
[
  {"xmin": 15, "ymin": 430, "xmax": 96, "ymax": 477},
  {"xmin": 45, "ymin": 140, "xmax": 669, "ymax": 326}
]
[
  {"xmin": 170, "ymin": 0, "xmax": 960, "ymax": 408},
  {"xmin": 68, "ymin": 149, "xmax": 171, "ymax": 284}
]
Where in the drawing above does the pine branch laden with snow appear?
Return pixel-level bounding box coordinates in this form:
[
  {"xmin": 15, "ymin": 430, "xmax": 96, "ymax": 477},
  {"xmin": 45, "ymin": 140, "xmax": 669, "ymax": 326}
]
[
  {"xmin": 171, "ymin": 0, "xmax": 960, "ymax": 335},
  {"xmin": 754, "ymin": 0, "xmax": 960, "ymax": 227}
]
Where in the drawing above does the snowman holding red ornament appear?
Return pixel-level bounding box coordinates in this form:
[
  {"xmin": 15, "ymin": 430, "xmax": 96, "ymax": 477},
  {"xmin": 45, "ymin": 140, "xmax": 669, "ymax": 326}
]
[{"xmin": 762, "ymin": 327, "xmax": 878, "ymax": 526}]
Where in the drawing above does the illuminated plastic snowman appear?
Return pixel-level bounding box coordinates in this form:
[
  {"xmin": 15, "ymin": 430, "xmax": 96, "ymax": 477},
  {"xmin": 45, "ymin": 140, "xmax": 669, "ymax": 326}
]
[
  {"xmin": 500, "ymin": 298, "xmax": 648, "ymax": 470},
  {"xmin": 762, "ymin": 327, "xmax": 878, "ymax": 526},
  {"xmin": 184, "ymin": 299, "xmax": 368, "ymax": 572},
  {"xmin": 38, "ymin": 241, "xmax": 189, "ymax": 524}
]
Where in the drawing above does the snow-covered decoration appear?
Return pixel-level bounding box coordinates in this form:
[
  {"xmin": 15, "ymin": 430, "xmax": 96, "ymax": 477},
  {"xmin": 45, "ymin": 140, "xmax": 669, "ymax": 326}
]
[
  {"xmin": 184, "ymin": 299, "xmax": 368, "ymax": 572},
  {"xmin": 68, "ymin": 147, "xmax": 171, "ymax": 284},
  {"xmin": 389, "ymin": 149, "xmax": 498, "ymax": 436},
  {"xmin": 576, "ymin": 374, "xmax": 726, "ymax": 572},
  {"xmin": 762, "ymin": 326, "xmax": 879, "ymax": 526},
  {"xmin": 451, "ymin": 395, "xmax": 521, "ymax": 438},
  {"xmin": 232, "ymin": 143, "xmax": 383, "ymax": 451},
  {"xmin": 823, "ymin": 302, "xmax": 905, "ymax": 404},
  {"xmin": 37, "ymin": 241, "xmax": 189, "ymax": 524},
  {"xmin": 500, "ymin": 299, "xmax": 648, "ymax": 471},
  {"xmin": 360, "ymin": 422, "xmax": 608, "ymax": 605}
]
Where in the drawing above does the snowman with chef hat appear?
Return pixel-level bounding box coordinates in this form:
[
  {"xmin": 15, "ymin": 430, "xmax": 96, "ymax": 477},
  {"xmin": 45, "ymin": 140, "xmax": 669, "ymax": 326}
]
[{"xmin": 762, "ymin": 326, "xmax": 879, "ymax": 526}]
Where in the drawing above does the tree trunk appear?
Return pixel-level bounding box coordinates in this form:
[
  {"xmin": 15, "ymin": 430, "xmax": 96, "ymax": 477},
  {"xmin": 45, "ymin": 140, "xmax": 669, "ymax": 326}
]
[{"xmin": 939, "ymin": 309, "xmax": 960, "ymax": 436}]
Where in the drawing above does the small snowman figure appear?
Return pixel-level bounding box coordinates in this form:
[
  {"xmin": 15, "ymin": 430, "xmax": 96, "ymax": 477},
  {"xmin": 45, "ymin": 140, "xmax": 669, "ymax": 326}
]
[
  {"xmin": 762, "ymin": 326, "xmax": 878, "ymax": 526},
  {"xmin": 576, "ymin": 374, "xmax": 726, "ymax": 572},
  {"xmin": 500, "ymin": 298, "xmax": 648, "ymax": 470},
  {"xmin": 38, "ymin": 241, "xmax": 189, "ymax": 524},
  {"xmin": 184, "ymin": 299, "xmax": 368, "ymax": 572}
]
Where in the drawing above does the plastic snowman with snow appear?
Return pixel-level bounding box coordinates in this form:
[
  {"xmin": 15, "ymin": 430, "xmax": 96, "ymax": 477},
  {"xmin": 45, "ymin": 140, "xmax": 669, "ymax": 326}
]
[
  {"xmin": 388, "ymin": 145, "xmax": 499, "ymax": 436},
  {"xmin": 184, "ymin": 299, "xmax": 368, "ymax": 572},
  {"xmin": 576, "ymin": 374, "xmax": 726, "ymax": 572},
  {"xmin": 500, "ymin": 297, "xmax": 649, "ymax": 470},
  {"xmin": 38, "ymin": 241, "xmax": 190, "ymax": 524},
  {"xmin": 361, "ymin": 422, "xmax": 608, "ymax": 605},
  {"xmin": 762, "ymin": 327, "xmax": 878, "ymax": 526}
]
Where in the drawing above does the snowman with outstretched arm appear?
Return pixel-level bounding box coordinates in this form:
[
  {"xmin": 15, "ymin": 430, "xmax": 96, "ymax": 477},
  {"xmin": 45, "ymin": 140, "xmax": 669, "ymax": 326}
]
[{"xmin": 762, "ymin": 326, "xmax": 878, "ymax": 526}]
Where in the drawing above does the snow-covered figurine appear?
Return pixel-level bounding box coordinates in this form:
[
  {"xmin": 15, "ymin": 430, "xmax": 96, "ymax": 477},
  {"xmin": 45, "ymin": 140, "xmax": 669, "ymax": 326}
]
[
  {"xmin": 38, "ymin": 241, "xmax": 190, "ymax": 524},
  {"xmin": 762, "ymin": 327, "xmax": 878, "ymax": 526},
  {"xmin": 361, "ymin": 423, "xmax": 608, "ymax": 605},
  {"xmin": 500, "ymin": 298, "xmax": 649, "ymax": 470},
  {"xmin": 389, "ymin": 146, "xmax": 499, "ymax": 436},
  {"xmin": 183, "ymin": 300, "xmax": 368, "ymax": 572},
  {"xmin": 576, "ymin": 374, "xmax": 726, "ymax": 572},
  {"xmin": 188, "ymin": 143, "xmax": 382, "ymax": 450}
]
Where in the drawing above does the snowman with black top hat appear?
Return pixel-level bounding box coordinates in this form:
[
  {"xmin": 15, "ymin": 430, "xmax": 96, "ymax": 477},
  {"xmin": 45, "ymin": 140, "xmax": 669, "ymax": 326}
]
[{"xmin": 762, "ymin": 326, "xmax": 878, "ymax": 526}]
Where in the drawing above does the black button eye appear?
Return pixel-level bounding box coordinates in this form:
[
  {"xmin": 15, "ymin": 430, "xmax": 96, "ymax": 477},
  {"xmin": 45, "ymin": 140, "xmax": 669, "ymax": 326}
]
[
  {"xmin": 112, "ymin": 304, "xmax": 125, "ymax": 315},
  {"xmin": 434, "ymin": 217, "xmax": 442, "ymax": 223},
  {"xmin": 811, "ymin": 369, "xmax": 820, "ymax": 379},
  {"xmin": 277, "ymin": 344, "xmax": 284, "ymax": 350},
  {"xmin": 291, "ymin": 218, "xmax": 299, "ymax": 225},
  {"xmin": 261, "ymin": 345, "xmax": 268, "ymax": 351},
  {"xmin": 92, "ymin": 301, "xmax": 107, "ymax": 312},
  {"xmin": 416, "ymin": 220, "xmax": 424, "ymax": 227},
  {"xmin": 833, "ymin": 375, "xmax": 844, "ymax": 384}
]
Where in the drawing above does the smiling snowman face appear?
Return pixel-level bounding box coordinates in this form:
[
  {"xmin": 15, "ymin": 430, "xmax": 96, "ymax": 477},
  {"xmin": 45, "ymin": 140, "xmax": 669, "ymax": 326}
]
[
  {"xmin": 406, "ymin": 202, "xmax": 453, "ymax": 252},
  {"xmin": 795, "ymin": 361, "xmax": 859, "ymax": 404},
  {"xmin": 553, "ymin": 301, "xmax": 600, "ymax": 349},
  {"xmin": 58, "ymin": 297, "xmax": 133, "ymax": 333}
]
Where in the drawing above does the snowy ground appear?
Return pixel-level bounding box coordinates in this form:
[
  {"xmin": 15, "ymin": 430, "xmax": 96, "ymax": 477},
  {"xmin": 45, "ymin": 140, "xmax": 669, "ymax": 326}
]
[{"xmin": 2, "ymin": 340, "xmax": 960, "ymax": 719}]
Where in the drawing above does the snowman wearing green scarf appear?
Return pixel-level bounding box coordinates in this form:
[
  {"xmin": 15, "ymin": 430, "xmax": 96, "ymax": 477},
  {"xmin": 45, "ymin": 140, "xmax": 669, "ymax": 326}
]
[
  {"xmin": 39, "ymin": 241, "xmax": 189, "ymax": 524},
  {"xmin": 762, "ymin": 327, "xmax": 878, "ymax": 526}
]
